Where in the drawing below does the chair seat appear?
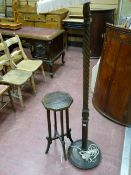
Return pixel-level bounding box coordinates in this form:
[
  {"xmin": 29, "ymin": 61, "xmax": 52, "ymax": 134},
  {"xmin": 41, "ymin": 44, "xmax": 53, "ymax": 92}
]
[
  {"xmin": 0, "ymin": 85, "xmax": 9, "ymax": 95},
  {"xmin": 17, "ymin": 60, "xmax": 42, "ymax": 72},
  {"xmin": 2, "ymin": 69, "xmax": 32, "ymax": 85}
]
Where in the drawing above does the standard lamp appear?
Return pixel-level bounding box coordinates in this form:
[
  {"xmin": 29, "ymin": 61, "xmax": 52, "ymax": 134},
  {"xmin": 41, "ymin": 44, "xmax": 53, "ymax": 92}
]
[{"xmin": 37, "ymin": 0, "xmax": 101, "ymax": 169}]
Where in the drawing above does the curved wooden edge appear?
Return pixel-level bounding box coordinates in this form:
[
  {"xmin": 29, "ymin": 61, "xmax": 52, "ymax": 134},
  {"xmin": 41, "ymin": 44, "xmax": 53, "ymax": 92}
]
[
  {"xmin": 0, "ymin": 22, "xmax": 22, "ymax": 30},
  {"xmin": 106, "ymin": 23, "xmax": 131, "ymax": 33},
  {"xmin": 92, "ymin": 98, "xmax": 128, "ymax": 127},
  {"xmin": 0, "ymin": 28, "xmax": 65, "ymax": 40}
]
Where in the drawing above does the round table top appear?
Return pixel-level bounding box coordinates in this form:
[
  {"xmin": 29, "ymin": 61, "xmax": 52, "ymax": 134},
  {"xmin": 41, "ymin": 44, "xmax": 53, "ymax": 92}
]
[{"xmin": 42, "ymin": 91, "xmax": 73, "ymax": 111}]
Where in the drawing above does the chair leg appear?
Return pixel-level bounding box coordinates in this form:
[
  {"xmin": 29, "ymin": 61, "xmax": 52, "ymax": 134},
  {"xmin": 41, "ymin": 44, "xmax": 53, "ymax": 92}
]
[
  {"xmin": 8, "ymin": 89, "xmax": 15, "ymax": 112},
  {"xmin": 30, "ymin": 75, "xmax": 36, "ymax": 94},
  {"xmin": 17, "ymin": 86, "xmax": 24, "ymax": 110},
  {"xmin": 40, "ymin": 65, "xmax": 46, "ymax": 81},
  {"xmin": 1, "ymin": 94, "xmax": 4, "ymax": 104}
]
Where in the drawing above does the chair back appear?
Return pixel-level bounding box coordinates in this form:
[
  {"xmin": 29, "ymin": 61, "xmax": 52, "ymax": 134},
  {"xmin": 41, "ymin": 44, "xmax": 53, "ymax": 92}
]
[
  {"xmin": 5, "ymin": 36, "xmax": 19, "ymax": 48},
  {"xmin": 0, "ymin": 33, "xmax": 4, "ymax": 42},
  {"xmin": 0, "ymin": 42, "xmax": 10, "ymax": 69},
  {"xmin": 5, "ymin": 35, "xmax": 28, "ymax": 64},
  {"xmin": 0, "ymin": 34, "xmax": 16, "ymax": 69},
  {"xmin": 0, "ymin": 42, "xmax": 6, "ymax": 52}
]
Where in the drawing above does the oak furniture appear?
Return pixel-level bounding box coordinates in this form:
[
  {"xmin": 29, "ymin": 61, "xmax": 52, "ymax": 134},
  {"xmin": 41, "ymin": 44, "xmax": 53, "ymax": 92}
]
[
  {"xmin": 0, "ymin": 41, "xmax": 36, "ymax": 110},
  {"xmin": 93, "ymin": 24, "xmax": 131, "ymax": 126},
  {"xmin": 18, "ymin": 4, "xmax": 68, "ymax": 29},
  {"xmin": 42, "ymin": 91, "xmax": 73, "ymax": 160},
  {"xmin": 0, "ymin": 0, "xmax": 22, "ymax": 30}
]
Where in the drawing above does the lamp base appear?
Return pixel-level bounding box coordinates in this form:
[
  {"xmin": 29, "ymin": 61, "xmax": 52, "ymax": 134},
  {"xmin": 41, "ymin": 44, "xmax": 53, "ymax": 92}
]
[{"xmin": 68, "ymin": 139, "xmax": 101, "ymax": 169}]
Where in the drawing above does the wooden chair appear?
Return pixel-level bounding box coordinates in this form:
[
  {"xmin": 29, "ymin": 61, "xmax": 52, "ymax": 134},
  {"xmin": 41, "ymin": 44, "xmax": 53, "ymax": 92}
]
[
  {"xmin": 0, "ymin": 41, "xmax": 36, "ymax": 110},
  {"xmin": 0, "ymin": 33, "xmax": 3, "ymax": 42},
  {"xmin": 0, "ymin": 84, "xmax": 15, "ymax": 111},
  {"xmin": 0, "ymin": 33, "xmax": 10, "ymax": 74},
  {"xmin": 4, "ymin": 35, "xmax": 46, "ymax": 82}
]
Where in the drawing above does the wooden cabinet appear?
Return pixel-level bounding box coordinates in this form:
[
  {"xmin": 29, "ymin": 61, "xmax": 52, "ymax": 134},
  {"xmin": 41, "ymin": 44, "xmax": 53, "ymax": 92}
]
[
  {"xmin": 90, "ymin": 9, "xmax": 115, "ymax": 58},
  {"xmin": 64, "ymin": 8, "xmax": 115, "ymax": 58},
  {"xmin": 92, "ymin": 24, "xmax": 131, "ymax": 126},
  {"xmin": 0, "ymin": 26, "xmax": 65, "ymax": 77},
  {"xmin": 18, "ymin": 7, "xmax": 68, "ymax": 29}
]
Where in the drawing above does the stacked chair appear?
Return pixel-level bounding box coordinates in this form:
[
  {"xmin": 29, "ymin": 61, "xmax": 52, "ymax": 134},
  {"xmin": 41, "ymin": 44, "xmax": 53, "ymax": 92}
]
[
  {"xmin": 0, "ymin": 39, "xmax": 35, "ymax": 110},
  {"xmin": 0, "ymin": 34, "xmax": 46, "ymax": 110},
  {"xmin": 5, "ymin": 35, "xmax": 46, "ymax": 82}
]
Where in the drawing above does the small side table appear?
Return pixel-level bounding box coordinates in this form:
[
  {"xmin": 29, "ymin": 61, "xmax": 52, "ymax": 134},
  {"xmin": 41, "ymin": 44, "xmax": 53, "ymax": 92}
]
[
  {"xmin": 62, "ymin": 18, "xmax": 84, "ymax": 49},
  {"xmin": 42, "ymin": 91, "xmax": 73, "ymax": 160}
]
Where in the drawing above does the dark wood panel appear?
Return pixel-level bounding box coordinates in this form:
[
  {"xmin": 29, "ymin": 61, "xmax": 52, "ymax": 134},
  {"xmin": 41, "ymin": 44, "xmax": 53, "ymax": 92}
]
[
  {"xmin": 93, "ymin": 24, "xmax": 131, "ymax": 126},
  {"xmin": 90, "ymin": 9, "xmax": 114, "ymax": 58}
]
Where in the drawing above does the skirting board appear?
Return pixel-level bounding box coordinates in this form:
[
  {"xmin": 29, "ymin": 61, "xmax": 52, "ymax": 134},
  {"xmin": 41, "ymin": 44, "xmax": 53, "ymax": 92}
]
[{"xmin": 120, "ymin": 127, "xmax": 131, "ymax": 175}]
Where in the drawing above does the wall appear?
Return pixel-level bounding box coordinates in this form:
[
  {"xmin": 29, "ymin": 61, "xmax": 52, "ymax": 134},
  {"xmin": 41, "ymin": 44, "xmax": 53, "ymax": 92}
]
[
  {"xmin": 0, "ymin": 0, "xmax": 119, "ymax": 19},
  {"xmin": 68, "ymin": 0, "xmax": 118, "ymax": 12},
  {"xmin": 68, "ymin": 0, "xmax": 118, "ymax": 21},
  {"xmin": 120, "ymin": 0, "xmax": 131, "ymax": 17},
  {"xmin": 0, "ymin": 0, "xmax": 4, "ymax": 14}
]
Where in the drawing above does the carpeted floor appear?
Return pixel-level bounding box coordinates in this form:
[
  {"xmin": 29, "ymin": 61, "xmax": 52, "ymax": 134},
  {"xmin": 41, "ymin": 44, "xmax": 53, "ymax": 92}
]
[{"xmin": 0, "ymin": 47, "xmax": 125, "ymax": 175}]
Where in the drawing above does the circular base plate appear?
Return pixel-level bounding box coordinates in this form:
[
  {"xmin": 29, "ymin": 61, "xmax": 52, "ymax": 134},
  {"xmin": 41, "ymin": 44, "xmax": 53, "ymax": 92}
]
[{"xmin": 68, "ymin": 139, "xmax": 101, "ymax": 169}]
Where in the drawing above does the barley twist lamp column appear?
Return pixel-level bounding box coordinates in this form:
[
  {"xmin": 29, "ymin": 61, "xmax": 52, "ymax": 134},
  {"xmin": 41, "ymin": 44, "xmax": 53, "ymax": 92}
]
[
  {"xmin": 67, "ymin": 3, "xmax": 101, "ymax": 169},
  {"xmin": 37, "ymin": 0, "xmax": 101, "ymax": 170}
]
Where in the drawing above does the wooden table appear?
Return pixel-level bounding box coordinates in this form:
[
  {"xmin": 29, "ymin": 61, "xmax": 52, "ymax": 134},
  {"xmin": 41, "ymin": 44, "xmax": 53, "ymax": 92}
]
[
  {"xmin": 0, "ymin": 26, "xmax": 65, "ymax": 77},
  {"xmin": 42, "ymin": 91, "xmax": 73, "ymax": 160}
]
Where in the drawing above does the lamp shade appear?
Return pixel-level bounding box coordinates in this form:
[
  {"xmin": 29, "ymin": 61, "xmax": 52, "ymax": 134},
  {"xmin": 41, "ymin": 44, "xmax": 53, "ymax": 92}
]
[{"xmin": 37, "ymin": 0, "xmax": 90, "ymax": 13}]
